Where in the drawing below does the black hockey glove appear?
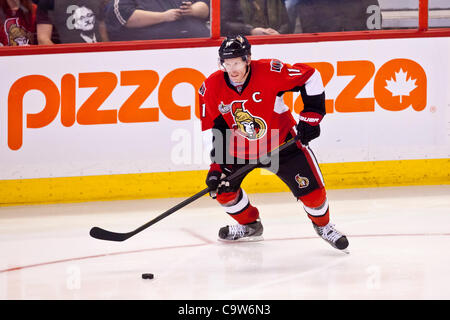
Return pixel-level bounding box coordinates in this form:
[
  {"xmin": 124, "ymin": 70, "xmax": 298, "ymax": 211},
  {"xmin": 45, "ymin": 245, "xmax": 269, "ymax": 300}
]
[
  {"xmin": 296, "ymin": 112, "xmax": 323, "ymax": 145},
  {"xmin": 206, "ymin": 164, "xmax": 234, "ymax": 199},
  {"xmin": 206, "ymin": 163, "xmax": 222, "ymax": 199}
]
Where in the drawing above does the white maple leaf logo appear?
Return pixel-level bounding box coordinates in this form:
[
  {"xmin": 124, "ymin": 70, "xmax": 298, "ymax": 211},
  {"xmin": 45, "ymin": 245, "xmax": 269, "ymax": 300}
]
[{"xmin": 385, "ymin": 69, "xmax": 418, "ymax": 103}]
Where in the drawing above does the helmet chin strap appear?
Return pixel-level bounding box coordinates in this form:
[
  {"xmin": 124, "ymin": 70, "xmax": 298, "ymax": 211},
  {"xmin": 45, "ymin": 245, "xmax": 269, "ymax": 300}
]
[{"xmin": 242, "ymin": 61, "xmax": 251, "ymax": 81}]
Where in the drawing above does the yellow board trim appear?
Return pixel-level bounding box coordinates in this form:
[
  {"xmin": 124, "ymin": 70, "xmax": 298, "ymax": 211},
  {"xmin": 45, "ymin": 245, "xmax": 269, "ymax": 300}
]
[{"xmin": 1, "ymin": 158, "xmax": 449, "ymax": 206}]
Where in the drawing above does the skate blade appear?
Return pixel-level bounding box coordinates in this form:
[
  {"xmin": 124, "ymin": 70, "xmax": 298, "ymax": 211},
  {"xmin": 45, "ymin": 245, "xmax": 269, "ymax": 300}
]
[
  {"xmin": 218, "ymin": 235, "xmax": 264, "ymax": 243},
  {"xmin": 340, "ymin": 248, "xmax": 350, "ymax": 254}
]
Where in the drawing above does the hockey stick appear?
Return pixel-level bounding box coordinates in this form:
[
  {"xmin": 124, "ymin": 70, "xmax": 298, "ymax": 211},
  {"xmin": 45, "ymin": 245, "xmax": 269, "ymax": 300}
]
[{"xmin": 89, "ymin": 137, "xmax": 298, "ymax": 242}]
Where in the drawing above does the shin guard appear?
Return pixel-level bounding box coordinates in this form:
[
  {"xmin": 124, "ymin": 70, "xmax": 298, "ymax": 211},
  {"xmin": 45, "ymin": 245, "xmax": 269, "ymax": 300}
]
[
  {"xmin": 216, "ymin": 189, "xmax": 259, "ymax": 225},
  {"xmin": 299, "ymin": 187, "xmax": 329, "ymax": 227}
]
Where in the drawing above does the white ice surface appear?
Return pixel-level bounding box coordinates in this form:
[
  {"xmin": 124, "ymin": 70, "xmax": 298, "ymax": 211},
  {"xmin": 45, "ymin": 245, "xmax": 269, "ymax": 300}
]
[{"xmin": 1, "ymin": 185, "xmax": 449, "ymax": 300}]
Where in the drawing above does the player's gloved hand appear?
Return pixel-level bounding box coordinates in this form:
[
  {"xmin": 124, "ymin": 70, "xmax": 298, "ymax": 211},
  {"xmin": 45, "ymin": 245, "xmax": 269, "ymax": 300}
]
[
  {"xmin": 206, "ymin": 163, "xmax": 222, "ymax": 198},
  {"xmin": 206, "ymin": 164, "xmax": 235, "ymax": 199},
  {"xmin": 296, "ymin": 112, "xmax": 323, "ymax": 145},
  {"xmin": 205, "ymin": 163, "xmax": 227, "ymax": 199}
]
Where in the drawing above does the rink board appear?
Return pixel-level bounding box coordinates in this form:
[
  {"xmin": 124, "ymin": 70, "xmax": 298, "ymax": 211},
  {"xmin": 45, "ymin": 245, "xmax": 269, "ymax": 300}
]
[
  {"xmin": 0, "ymin": 37, "xmax": 449, "ymax": 204},
  {"xmin": 0, "ymin": 158, "xmax": 448, "ymax": 205}
]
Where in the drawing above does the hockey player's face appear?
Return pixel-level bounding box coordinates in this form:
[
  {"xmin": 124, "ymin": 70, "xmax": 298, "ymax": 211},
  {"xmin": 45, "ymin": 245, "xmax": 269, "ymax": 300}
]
[{"xmin": 222, "ymin": 57, "xmax": 250, "ymax": 83}]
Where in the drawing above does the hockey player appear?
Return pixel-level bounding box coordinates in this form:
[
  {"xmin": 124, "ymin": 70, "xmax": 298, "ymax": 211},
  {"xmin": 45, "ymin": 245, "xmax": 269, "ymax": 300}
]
[{"xmin": 198, "ymin": 35, "xmax": 349, "ymax": 252}]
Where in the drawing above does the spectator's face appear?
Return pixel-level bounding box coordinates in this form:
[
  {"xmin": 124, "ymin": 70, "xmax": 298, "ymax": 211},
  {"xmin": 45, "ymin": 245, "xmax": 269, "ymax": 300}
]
[{"xmin": 222, "ymin": 57, "xmax": 250, "ymax": 83}]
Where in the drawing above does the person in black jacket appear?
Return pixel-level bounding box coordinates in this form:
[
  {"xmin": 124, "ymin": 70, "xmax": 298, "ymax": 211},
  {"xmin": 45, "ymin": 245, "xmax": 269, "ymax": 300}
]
[{"xmin": 104, "ymin": 0, "xmax": 210, "ymax": 41}]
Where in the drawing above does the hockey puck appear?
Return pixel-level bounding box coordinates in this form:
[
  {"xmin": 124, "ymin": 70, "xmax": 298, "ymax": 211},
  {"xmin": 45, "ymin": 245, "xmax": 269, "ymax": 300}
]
[{"xmin": 142, "ymin": 273, "xmax": 154, "ymax": 279}]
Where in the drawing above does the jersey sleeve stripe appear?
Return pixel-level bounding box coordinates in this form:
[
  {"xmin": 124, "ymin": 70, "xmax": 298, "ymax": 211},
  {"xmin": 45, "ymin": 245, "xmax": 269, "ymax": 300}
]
[{"xmin": 113, "ymin": 0, "xmax": 128, "ymax": 26}]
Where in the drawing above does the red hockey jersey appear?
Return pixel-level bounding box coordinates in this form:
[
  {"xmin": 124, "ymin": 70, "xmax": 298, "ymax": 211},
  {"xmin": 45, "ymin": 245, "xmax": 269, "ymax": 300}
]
[
  {"xmin": 0, "ymin": 4, "xmax": 37, "ymax": 46},
  {"xmin": 199, "ymin": 59, "xmax": 321, "ymax": 160}
]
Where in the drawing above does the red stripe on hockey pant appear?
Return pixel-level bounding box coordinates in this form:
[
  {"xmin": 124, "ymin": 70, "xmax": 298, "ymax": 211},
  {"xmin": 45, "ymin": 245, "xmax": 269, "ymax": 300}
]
[
  {"xmin": 229, "ymin": 204, "xmax": 260, "ymax": 225},
  {"xmin": 301, "ymin": 147, "xmax": 325, "ymax": 189},
  {"xmin": 299, "ymin": 187, "xmax": 329, "ymax": 227}
]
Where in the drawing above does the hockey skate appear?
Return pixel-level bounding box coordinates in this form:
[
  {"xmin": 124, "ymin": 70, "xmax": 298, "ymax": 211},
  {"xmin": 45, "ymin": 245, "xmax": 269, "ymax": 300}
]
[
  {"xmin": 313, "ymin": 222, "xmax": 349, "ymax": 253},
  {"xmin": 218, "ymin": 219, "xmax": 264, "ymax": 242}
]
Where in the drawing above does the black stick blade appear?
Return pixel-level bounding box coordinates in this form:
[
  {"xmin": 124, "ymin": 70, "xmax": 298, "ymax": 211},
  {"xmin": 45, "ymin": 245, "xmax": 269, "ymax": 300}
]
[{"xmin": 89, "ymin": 227, "xmax": 131, "ymax": 242}]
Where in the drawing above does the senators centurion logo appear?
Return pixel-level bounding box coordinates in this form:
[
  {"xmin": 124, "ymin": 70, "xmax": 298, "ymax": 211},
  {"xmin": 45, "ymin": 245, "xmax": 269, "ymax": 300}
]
[
  {"xmin": 4, "ymin": 18, "xmax": 32, "ymax": 46},
  {"xmin": 295, "ymin": 174, "xmax": 309, "ymax": 188},
  {"xmin": 219, "ymin": 100, "xmax": 267, "ymax": 140}
]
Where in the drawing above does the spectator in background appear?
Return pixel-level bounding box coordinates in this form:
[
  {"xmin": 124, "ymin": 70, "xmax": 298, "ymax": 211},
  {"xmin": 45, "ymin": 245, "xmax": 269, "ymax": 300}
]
[
  {"xmin": 104, "ymin": 0, "xmax": 210, "ymax": 41},
  {"xmin": 220, "ymin": 0, "xmax": 281, "ymax": 36},
  {"xmin": 239, "ymin": 0, "xmax": 290, "ymax": 35},
  {"xmin": 36, "ymin": 0, "xmax": 108, "ymax": 44},
  {"xmin": 0, "ymin": 0, "xmax": 37, "ymax": 46}
]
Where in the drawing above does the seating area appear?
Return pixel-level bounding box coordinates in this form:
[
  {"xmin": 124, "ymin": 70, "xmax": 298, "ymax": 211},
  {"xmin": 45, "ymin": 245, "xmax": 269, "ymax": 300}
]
[{"xmin": 0, "ymin": 1, "xmax": 449, "ymax": 47}]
